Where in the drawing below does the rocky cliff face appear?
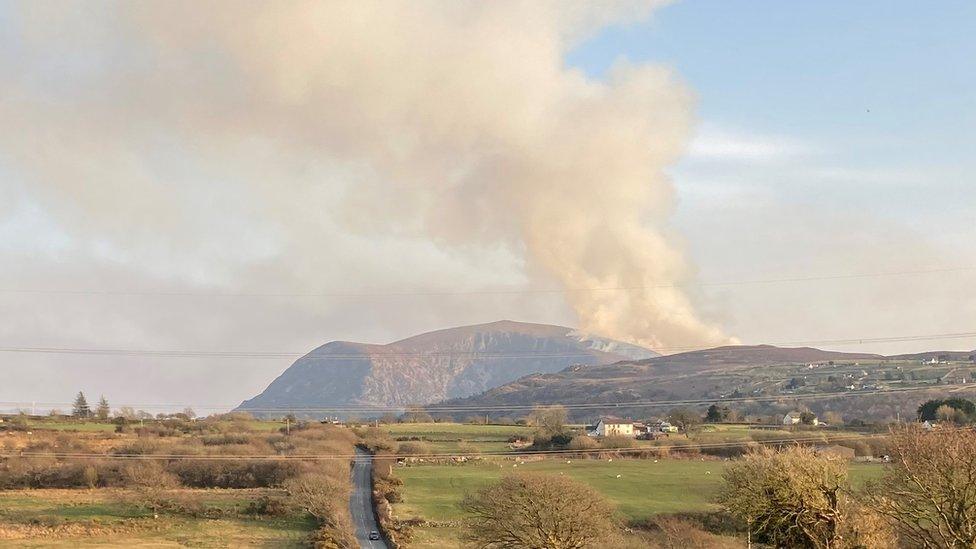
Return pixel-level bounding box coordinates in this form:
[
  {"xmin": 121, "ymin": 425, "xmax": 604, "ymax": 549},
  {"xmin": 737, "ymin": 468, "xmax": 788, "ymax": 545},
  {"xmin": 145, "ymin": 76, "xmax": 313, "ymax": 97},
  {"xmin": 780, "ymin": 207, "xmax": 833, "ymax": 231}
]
[{"xmin": 235, "ymin": 320, "xmax": 657, "ymax": 415}]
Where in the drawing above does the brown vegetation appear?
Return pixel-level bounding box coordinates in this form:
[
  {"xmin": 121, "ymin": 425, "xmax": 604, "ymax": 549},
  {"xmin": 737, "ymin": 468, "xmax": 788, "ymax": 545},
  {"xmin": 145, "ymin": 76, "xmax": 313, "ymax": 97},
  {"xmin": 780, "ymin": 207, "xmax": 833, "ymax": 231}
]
[
  {"xmin": 459, "ymin": 473, "xmax": 619, "ymax": 549},
  {"xmin": 718, "ymin": 446, "xmax": 893, "ymax": 548},
  {"xmin": 868, "ymin": 425, "xmax": 976, "ymax": 547}
]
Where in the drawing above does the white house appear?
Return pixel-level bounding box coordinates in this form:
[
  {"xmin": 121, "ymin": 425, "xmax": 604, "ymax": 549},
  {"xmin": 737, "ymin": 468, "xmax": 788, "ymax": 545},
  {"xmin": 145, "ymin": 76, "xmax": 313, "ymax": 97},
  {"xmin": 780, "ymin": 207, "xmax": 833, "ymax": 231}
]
[
  {"xmin": 783, "ymin": 411, "xmax": 819, "ymax": 426},
  {"xmin": 590, "ymin": 418, "xmax": 635, "ymax": 437}
]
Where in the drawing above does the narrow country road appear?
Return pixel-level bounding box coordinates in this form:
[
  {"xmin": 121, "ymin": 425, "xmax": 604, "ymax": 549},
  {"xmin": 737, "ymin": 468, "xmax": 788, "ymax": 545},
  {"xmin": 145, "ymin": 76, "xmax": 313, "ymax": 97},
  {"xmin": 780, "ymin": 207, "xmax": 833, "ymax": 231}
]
[{"xmin": 350, "ymin": 448, "xmax": 389, "ymax": 549}]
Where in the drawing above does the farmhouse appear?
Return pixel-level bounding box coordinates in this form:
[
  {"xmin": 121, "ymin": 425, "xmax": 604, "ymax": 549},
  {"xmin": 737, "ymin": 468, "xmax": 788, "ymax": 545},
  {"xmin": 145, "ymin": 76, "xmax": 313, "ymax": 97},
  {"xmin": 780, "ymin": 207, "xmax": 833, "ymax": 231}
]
[
  {"xmin": 783, "ymin": 411, "xmax": 819, "ymax": 426},
  {"xmin": 590, "ymin": 417, "xmax": 635, "ymax": 437}
]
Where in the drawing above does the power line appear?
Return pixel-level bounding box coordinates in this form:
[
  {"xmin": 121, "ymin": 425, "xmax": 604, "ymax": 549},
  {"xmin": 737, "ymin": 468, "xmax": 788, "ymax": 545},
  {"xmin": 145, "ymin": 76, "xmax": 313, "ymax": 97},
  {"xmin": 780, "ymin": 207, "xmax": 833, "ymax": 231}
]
[
  {"xmin": 1, "ymin": 330, "xmax": 974, "ymax": 360},
  {"xmin": 0, "ymin": 266, "xmax": 972, "ymax": 298}
]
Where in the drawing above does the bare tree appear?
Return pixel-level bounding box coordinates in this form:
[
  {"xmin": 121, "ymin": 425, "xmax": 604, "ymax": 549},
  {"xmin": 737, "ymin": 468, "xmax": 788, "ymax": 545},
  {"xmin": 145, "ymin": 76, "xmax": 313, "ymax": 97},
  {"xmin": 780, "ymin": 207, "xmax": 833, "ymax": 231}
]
[
  {"xmin": 284, "ymin": 463, "xmax": 356, "ymax": 548},
  {"xmin": 867, "ymin": 425, "xmax": 976, "ymax": 548},
  {"xmin": 459, "ymin": 473, "xmax": 618, "ymax": 549},
  {"xmin": 526, "ymin": 405, "xmax": 569, "ymax": 438}
]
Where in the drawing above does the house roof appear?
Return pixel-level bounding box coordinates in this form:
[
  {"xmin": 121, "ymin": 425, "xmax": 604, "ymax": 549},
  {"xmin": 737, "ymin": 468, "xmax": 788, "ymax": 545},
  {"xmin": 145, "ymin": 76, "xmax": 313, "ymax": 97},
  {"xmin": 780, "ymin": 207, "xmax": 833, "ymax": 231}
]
[{"xmin": 597, "ymin": 417, "xmax": 632, "ymax": 425}]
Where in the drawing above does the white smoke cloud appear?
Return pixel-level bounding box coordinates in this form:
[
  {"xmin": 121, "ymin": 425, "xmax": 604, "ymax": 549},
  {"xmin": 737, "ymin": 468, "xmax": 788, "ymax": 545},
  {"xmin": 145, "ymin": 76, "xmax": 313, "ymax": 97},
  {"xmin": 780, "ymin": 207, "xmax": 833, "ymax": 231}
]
[{"xmin": 1, "ymin": 1, "xmax": 732, "ymax": 353}]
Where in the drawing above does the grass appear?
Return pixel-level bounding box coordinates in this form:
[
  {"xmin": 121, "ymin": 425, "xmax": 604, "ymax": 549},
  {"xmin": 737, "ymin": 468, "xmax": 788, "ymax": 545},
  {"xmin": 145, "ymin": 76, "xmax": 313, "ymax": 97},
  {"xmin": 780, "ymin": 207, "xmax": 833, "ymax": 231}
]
[
  {"xmin": 383, "ymin": 422, "xmax": 531, "ymax": 454},
  {"xmin": 383, "ymin": 422, "xmax": 530, "ymax": 439},
  {"xmin": 394, "ymin": 458, "xmax": 886, "ymax": 547},
  {"xmin": 14, "ymin": 419, "xmax": 285, "ymax": 433},
  {"xmin": 23, "ymin": 421, "xmax": 118, "ymax": 432},
  {"xmin": 0, "ymin": 489, "xmax": 316, "ymax": 547}
]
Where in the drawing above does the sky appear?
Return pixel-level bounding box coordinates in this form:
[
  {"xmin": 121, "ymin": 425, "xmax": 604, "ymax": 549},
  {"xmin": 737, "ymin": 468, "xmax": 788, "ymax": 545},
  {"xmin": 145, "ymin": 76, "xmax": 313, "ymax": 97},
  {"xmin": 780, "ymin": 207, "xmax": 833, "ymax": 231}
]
[{"xmin": 0, "ymin": 1, "xmax": 973, "ymax": 411}]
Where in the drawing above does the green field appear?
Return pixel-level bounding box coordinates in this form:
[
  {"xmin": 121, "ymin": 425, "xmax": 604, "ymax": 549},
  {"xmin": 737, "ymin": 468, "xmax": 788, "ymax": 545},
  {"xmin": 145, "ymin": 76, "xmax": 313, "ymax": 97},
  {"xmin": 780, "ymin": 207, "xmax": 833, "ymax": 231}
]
[
  {"xmin": 0, "ymin": 489, "xmax": 315, "ymax": 547},
  {"xmin": 394, "ymin": 458, "xmax": 885, "ymax": 547},
  {"xmin": 383, "ymin": 422, "xmax": 530, "ymax": 438},
  {"xmin": 383, "ymin": 422, "xmax": 531, "ymax": 454}
]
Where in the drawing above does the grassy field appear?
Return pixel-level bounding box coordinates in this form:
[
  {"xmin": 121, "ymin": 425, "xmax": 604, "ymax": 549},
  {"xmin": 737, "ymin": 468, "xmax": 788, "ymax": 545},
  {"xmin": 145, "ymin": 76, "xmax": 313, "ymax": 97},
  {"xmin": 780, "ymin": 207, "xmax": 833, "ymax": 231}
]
[
  {"xmin": 0, "ymin": 489, "xmax": 316, "ymax": 547},
  {"xmin": 22, "ymin": 421, "xmax": 118, "ymax": 432},
  {"xmin": 383, "ymin": 422, "xmax": 530, "ymax": 438},
  {"xmin": 382, "ymin": 422, "xmax": 531, "ymax": 454},
  {"xmin": 394, "ymin": 458, "xmax": 885, "ymax": 547}
]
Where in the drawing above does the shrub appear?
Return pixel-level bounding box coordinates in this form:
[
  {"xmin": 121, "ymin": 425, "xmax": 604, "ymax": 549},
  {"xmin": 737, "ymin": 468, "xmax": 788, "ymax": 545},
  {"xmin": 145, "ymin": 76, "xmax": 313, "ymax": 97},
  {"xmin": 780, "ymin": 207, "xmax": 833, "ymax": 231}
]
[
  {"xmin": 286, "ymin": 467, "xmax": 355, "ymax": 547},
  {"xmin": 246, "ymin": 495, "xmax": 291, "ymax": 517},
  {"xmin": 601, "ymin": 436, "xmax": 638, "ymax": 450},
  {"xmin": 460, "ymin": 473, "xmax": 620, "ymax": 548},
  {"xmin": 396, "ymin": 441, "xmax": 431, "ymax": 456}
]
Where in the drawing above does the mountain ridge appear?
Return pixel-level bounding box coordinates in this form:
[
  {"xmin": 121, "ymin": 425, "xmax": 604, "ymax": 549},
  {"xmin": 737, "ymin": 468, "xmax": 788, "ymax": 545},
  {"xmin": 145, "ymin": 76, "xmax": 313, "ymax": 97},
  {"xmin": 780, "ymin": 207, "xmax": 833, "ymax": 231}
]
[
  {"xmin": 235, "ymin": 320, "xmax": 658, "ymax": 414},
  {"xmin": 427, "ymin": 344, "xmax": 976, "ymax": 420}
]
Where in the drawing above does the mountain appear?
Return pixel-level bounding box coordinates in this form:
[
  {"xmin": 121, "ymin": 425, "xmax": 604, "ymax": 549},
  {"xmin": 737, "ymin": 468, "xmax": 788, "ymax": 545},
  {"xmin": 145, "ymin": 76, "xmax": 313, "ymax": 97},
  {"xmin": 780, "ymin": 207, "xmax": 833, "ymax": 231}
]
[
  {"xmin": 427, "ymin": 345, "xmax": 976, "ymax": 421},
  {"xmin": 236, "ymin": 320, "xmax": 658, "ymax": 415}
]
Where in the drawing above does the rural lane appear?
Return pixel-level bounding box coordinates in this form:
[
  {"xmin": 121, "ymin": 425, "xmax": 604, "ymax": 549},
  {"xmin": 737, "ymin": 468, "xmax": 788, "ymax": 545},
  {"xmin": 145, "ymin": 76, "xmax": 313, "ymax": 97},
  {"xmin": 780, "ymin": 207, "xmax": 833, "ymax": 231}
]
[{"xmin": 350, "ymin": 448, "xmax": 389, "ymax": 549}]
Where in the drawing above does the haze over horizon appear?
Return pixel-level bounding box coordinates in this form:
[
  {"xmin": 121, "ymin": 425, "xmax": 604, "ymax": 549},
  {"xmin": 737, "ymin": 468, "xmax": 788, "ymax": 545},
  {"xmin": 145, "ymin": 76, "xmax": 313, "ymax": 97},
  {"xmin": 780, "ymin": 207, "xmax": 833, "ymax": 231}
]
[{"xmin": 1, "ymin": 0, "xmax": 973, "ymax": 408}]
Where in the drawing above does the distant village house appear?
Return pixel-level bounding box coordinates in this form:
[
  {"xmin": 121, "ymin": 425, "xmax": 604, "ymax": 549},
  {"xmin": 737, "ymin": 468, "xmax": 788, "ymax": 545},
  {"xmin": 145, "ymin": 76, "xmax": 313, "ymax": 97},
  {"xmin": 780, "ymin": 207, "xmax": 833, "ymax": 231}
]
[
  {"xmin": 590, "ymin": 418, "xmax": 635, "ymax": 437},
  {"xmin": 783, "ymin": 411, "xmax": 819, "ymax": 426}
]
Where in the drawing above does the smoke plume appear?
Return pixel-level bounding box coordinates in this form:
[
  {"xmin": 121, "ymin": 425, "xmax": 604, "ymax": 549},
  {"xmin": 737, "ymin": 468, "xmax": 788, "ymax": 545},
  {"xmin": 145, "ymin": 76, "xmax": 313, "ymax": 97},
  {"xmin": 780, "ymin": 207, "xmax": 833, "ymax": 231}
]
[{"xmin": 1, "ymin": 1, "xmax": 732, "ymax": 350}]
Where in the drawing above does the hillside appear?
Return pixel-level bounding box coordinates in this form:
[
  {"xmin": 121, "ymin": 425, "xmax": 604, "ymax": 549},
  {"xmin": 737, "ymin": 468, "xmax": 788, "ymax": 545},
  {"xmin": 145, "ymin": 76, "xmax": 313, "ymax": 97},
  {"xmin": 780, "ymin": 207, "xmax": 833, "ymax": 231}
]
[
  {"xmin": 236, "ymin": 320, "xmax": 657, "ymax": 415},
  {"xmin": 428, "ymin": 345, "xmax": 976, "ymax": 421}
]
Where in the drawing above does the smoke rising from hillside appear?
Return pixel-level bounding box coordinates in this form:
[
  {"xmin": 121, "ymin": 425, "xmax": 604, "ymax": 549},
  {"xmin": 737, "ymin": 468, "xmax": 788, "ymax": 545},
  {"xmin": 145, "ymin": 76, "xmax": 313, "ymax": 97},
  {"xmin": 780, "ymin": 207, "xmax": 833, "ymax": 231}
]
[{"xmin": 1, "ymin": 1, "xmax": 732, "ymax": 350}]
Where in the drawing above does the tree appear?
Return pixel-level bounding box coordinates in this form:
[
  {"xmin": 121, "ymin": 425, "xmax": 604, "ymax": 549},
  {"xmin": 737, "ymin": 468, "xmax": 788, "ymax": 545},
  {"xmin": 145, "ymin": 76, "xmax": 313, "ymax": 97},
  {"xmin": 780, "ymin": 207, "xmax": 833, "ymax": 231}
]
[
  {"xmin": 936, "ymin": 404, "xmax": 962, "ymax": 424},
  {"xmin": 799, "ymin": 411, "xmax": 818, "ymax": 425},
  {"xmin": 96, "ymin": 396, "xmax": 111, "ymax": 420},
  {"xmin": 526, "ymin": 405, "xmax": 568, "ymax": 439},
  {"xmin": 867, "ymin": 425, "xmax": 976, "ymax": 547},
  {"xmin": 918, "ymin": 398, "xmax": 975, "ymax": 423},
  {"xmin": 667, "ymin": 408, "xmax": 702, "ymax": 432},
  {"xmin": 72, "ymin": 392, "xmax": 91, "ymax": 418},
  {"xmin": 285, "ymin": 466, "xmax": 356, "ymax": 547},
  {"xmin": 823, "ymin": 411, "xmax": 844, "ymax": 426},
  {"xmin": 401, "ymin": 406, "xmax": 434, "ymax": 423},
  {"xmin": 460, "ymin": 473, "xmax": 619, "ymax": 548},
  {"xmin": 705, "ymin": 404, "xmax": 729, "ymax": 423},
  {"xmin": 718, "ymin": 446, "xmax": 890, "ymax": 548}
]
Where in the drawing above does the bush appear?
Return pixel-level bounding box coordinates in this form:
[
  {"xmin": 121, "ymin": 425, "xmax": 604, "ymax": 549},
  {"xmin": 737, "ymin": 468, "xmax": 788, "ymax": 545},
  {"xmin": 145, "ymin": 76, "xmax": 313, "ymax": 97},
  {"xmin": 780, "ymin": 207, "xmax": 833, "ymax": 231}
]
[
  {"xmin": 396, "ymin": 441, "xmax": 431, "ymax": 455},
  {"xmin": 246, "ymin": 495, "xmax": 291, "ymax": 517},
  {"xmin": 601, "ymin": 436, "xmax": 638, "ymax": 450},
  {"xmin": 286, "ymin": 467, "xmax": 355, "ymax": 547},
  {"xmin": 169, "ymin": 459, "xmax": 303, "ymax": 488},
  {"xmin": 121, "ymin": 460, "xmax": 180, "ymax": 514},
  {"xmin": 202, "ymin": 433, "xmax": 253, "ymax": 446}
]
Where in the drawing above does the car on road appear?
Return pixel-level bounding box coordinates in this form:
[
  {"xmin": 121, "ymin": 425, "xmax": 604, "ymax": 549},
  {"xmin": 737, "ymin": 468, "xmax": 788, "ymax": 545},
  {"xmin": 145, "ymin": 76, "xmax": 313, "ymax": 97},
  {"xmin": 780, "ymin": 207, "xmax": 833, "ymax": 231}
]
[{"xmin": 368, "ymin": 531, "xmax": 381, "ymax": 541}]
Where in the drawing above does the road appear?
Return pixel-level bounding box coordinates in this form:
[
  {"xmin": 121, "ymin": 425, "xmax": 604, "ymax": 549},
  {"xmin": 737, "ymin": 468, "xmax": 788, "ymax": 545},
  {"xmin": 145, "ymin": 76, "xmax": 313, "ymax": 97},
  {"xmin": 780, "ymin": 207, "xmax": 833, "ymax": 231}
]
[{"xmin": 350, "ymin": 448, "xmax": 389, "ymax": 549}]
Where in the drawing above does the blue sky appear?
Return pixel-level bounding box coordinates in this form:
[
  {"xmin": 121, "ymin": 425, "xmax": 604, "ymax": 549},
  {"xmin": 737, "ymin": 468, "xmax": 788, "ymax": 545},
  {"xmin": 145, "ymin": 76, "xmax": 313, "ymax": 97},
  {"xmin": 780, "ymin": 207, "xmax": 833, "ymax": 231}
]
[
  {"xmin": 570, "ymin": 0, "xmax": 974, "ymax": 156},
  {"xmin": 568, "ymin": 1, "xmax": 976, "ymax": 343}
]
